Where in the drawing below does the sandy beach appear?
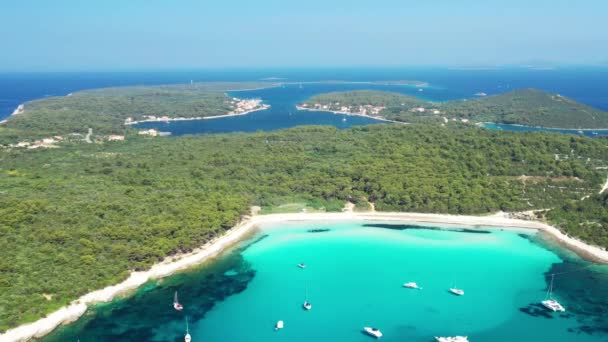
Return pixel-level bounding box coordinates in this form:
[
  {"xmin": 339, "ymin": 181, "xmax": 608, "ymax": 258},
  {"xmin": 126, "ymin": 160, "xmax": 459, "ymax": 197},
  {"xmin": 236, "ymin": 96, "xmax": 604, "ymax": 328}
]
[{"xmin": 2, "ymin": 210, "xmax": 607, "ymax": 342}]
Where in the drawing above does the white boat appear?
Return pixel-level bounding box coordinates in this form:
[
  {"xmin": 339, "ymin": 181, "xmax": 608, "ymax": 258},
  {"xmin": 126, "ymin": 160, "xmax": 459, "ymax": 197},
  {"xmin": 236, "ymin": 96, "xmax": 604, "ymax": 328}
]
[
  {"xmin": 363, "ymin": 327, "xmax": 383, "ymax": 338},
  {"xmin": 541, "ymin": 274, "xmax": 565, "ymax": 312},
  {"xmin": 435, "ymin": 336, "xmax": 469, "ymax": 342},
  {"xmin": 184, "ymin": 317, "xmax": 191, "ymax": 342},
  {"xmin": 297, "ymin": 263, "xmax": 306, "ymax": 269},
  {"xmin": 173, "ymin": 291, "xmax": 184, "ymax": 311},
  {"xmin": 275, "ymin": 320, "xmax": 284, "ymax": 330},
  {"xmin": 303, "ymin": 286, "xmax": 312, "ymax": 310},
  {"xmin": 449, "ymin": 288, "xmax": 464, "ymax": 296},
  {"xmin": 403, "ymin": 282, "xmax": 422, "ymax": 289}
]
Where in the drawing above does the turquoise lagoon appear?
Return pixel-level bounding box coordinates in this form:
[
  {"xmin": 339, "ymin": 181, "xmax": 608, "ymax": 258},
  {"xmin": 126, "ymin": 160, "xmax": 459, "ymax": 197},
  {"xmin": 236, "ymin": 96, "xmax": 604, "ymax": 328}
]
[{"xmin": 42, "ymin": 222, "xmax": 608, "ymax": 342}]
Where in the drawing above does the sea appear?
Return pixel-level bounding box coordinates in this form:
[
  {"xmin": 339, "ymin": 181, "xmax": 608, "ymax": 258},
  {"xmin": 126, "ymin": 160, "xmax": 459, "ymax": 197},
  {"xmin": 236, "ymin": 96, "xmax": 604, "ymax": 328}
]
[
  {"xmin": 1, "ymin": 67, "xmax": 608, "ymax": 136},
  {"xmin": 41, "ymin": 222, "xmax": 608, "ymax": 342}
]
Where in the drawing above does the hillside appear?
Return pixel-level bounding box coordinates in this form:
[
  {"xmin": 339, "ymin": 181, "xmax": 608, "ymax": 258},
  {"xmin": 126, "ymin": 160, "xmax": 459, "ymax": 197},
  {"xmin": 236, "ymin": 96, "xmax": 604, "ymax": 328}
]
[
  {"xmin": 1, "ymin": 124, "xmax": 607, "ymax": 330},
  {"xmin": 300, "ymin": 89, "xmax": 608, "ymax": 128}
]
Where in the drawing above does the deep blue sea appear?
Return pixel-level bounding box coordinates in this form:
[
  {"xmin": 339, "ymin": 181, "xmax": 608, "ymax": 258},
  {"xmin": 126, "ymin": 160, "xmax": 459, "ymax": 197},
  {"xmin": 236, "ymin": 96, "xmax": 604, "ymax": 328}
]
[{"xmin": 1, "ymin": 67, "xmax": 608, "ymax": 135}]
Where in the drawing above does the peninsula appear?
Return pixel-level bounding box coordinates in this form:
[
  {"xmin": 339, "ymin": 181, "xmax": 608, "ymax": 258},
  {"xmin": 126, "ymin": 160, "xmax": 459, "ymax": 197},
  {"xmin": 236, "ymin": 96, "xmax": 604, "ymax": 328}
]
[{"xmin": 298, "ymin": 89, "xmax": 608, "ymax": 129}]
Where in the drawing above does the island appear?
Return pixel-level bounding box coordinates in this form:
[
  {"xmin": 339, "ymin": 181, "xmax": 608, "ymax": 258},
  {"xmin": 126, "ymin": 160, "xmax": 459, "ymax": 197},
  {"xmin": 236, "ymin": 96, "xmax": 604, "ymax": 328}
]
[
  {"xmin": 0, "ymin": 83, "xmax": 607, "ymax": 339},
  {"xmin": 298, "ymin": 89, "xmax": 608, "ymax": 129}
]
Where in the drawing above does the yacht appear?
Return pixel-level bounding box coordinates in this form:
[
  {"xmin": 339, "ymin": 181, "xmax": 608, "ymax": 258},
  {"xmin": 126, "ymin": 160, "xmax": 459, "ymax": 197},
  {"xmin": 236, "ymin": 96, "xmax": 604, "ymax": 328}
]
[
  {"xmin": 173, "ymin": 291, "xmax": 184, "ymax": 311},
  {"xmin": 541, "ymin": 274, "xmax": 566, "ymax": 312},
  {"xmin": 275, "ymin": 320, "xmax": 284, "ymax": 331},
  {"xmin": 297, "ymin": 263, "xmax": 306, "ymax": 269},
  {"xmin": 363, "ymin": 327, "xmax": 383, "ymax": 338},
  {"xmin": 449, "ymin": 288, "xmax": 464, "ymax": 296},
  {"xmin": 403, "ymin": 282, "xmax": 422, "ymax": 289},
  {"xmin": 435, "ymin": 336, "xmax": 469, "ymax": 342}
]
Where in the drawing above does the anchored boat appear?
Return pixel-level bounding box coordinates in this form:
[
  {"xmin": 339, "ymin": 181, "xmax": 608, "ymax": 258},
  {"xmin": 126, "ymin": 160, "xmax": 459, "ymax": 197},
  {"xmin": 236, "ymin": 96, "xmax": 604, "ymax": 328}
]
[
  {"xmin": 173, "ymin": 291, "xmax": 184, "ymax": 311},
  {"xmin": 363, "ymin": 327, "xmax": 383, "ymax": 338},
  {"xmin": 435, "ymin": 336, "xmax": 469, "ymax": 342},
  {"xmin": 403, "ymin": 282, "xmax": 422, "ymax": 289},
  {"xmin": 184, "ymin": 317, "xmax": 191, "ymax": 342},
  {"xmin": 541, "ymin": 274, "xmax": 565, "ymax": 312}
]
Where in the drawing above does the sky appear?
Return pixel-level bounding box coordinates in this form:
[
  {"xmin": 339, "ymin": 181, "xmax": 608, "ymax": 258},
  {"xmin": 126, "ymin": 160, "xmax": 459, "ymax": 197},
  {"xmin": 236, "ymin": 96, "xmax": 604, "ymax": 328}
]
[{"xmin": 0, "ymin": 0, "xmax": 607, "ymax": 71}]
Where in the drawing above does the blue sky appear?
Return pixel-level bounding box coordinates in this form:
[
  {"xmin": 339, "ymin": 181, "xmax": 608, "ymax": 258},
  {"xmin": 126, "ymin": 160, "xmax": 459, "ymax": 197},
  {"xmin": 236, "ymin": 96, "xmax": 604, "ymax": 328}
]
[{"xmin": 0, "ymin": 0, "xmax": 606, "ymax": 71}]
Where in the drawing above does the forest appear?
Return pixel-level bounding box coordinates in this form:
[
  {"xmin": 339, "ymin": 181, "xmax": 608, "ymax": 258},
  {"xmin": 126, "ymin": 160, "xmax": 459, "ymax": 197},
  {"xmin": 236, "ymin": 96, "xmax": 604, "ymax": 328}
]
[
  {"xmin": 1, "ymin": 124, "xmax": 607, "ymax": 330},
  {"xmin": 301, "ymin": 89, "xmax": 608, "ymax": 128},
  {"xmin": 0, "ymin": 82, "xmax": 274, "ymax": 142}
]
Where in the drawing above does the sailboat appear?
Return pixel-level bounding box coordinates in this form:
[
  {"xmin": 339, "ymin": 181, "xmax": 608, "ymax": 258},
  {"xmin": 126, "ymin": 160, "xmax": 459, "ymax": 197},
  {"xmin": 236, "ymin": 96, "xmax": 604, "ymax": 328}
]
[
  {"xmin": 174, "ymin": 291, "xmax": 184, "ymax": 311},
  {"xmin": 541, "ymin": 274, "xmax": 565, "ymax": 312},
  {"xmin": 184, "ymin": 317, "xmax": 192, "ymax": 342},
  {"xmin": 303, "ymin": 286, "xmax": 312, "ymax": 310}
]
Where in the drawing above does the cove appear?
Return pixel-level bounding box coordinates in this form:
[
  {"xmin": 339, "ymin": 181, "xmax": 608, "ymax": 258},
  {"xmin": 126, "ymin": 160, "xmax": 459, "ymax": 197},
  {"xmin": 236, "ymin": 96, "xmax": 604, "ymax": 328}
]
[{"xmin": 42, "ymin": 221, "xmax": 608, "ymax": 342}]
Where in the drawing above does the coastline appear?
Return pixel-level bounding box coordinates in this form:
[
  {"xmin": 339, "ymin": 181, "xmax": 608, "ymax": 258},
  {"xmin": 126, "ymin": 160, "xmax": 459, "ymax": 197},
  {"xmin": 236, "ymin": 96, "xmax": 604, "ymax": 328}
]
[
  {"xmin": 124, "ymin": 105, "xmax": 270, "ymax": 126},
  {"xmin": 2, "ymin": 211, "xmax": 607, "ymax": 341},
  {"xmin": 295, "ymin": 105, "xmax": 403, "ymax": 124},
  {"xmin": 0, "ymin": 104, "xmax": 24, "ymax": 125},
  {"xmin": 480, "ymin": 122, "xmax": 608, "ymax": 132}
]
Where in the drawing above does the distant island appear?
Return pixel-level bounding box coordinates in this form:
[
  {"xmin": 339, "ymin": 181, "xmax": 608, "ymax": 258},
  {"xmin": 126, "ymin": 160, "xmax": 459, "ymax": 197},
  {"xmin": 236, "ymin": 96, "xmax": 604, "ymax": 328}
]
[{"xmin": 298, "ymin": 89, "xmax": 608, "ymax": 129}]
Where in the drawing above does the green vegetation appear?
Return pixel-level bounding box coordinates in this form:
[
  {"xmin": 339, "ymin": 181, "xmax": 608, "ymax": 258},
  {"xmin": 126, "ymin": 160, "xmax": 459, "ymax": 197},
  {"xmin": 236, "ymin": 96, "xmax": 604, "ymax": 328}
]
[
  {"xmin": 301, "ymin": 89, "xmax": 608, "ymax": 128},
  {"xmin": 1, "ymin": 124, "xmax": 607, "ymax": 330},
  {"xmin": 444, "ymin": 89, "xmax": 608, "ymax": 128},
  {"xmin": 548, "ymin": 193, "xmax": 608, "ymax": 247},
  {"xmin": 0, "ymin": 82, "xmax": 274, "ymax": 141}
]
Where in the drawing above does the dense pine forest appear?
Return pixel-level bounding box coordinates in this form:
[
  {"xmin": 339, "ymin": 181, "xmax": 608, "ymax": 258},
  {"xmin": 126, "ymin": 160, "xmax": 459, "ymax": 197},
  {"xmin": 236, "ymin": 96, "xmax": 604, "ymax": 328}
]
[{"xmin": 1, "ymin": 124, "xmax": 607, "ymax": 330}]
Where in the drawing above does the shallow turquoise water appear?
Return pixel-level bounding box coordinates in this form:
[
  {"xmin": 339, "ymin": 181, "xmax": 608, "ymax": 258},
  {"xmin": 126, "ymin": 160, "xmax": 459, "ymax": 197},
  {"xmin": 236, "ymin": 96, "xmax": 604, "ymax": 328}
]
[{"xmin": 42, "ymin": 222, "xmax": 608, "ymax": 341}]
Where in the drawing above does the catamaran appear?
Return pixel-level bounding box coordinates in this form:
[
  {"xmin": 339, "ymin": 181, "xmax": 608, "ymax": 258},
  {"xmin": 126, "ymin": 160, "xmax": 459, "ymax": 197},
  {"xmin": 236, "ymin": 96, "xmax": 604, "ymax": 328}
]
[
  {"xmin": 174, "ymin": 291, "xmax": 184, "ymax": 311},
  {"xmin": 435, "ymin": 336, "xmax": 469, "ymax": 342},
  {"xmin": 403, "ymin": 282, "xmax": 422, "ymax": 289},
  {"xmin": 184, "ymin": 317, "xmax": 192, "ymax": 342},
  {"xmin": 363, "ymin": 327, "xmax": 383, "ymax": 338},
  {"xmin": 303, "ymin": 286, "xmax": 312, "ymax": 310},
  {"xmin": 541, "ymin": 274, "xmax": 565, "ymax": 312}
]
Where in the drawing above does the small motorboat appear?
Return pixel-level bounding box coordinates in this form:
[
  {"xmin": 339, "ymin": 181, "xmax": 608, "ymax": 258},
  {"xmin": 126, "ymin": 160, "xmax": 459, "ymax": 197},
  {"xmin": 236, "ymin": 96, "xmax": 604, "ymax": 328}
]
[
  {"xmin": 303, "ymin": 300, "xmax": 312, "ymax": 310},
  {"xmin": 174, "ymin": 291, "xmax": 184, "ymax": 311},
  {"xmin": 275, "ymin": 320, "xmax": 284, "ymax": 331},
  {"xmin": 297, "ymin": 263, "xmax": 306, "ymax": 269},
  {"xmin": 363, "ymin": 327, "xmax": 383, "ymax": 338},
  {"xmin": 403, "ymin": 282, "xmax": 422, "ymax": 289},
  {"xmin": 435, "ymin": 336, "xmax": 469, "ymax": 342},
  {"xmin": 449, "ymin": 288, "xmax": 464, "ymax": 296}
]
